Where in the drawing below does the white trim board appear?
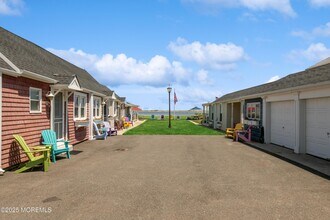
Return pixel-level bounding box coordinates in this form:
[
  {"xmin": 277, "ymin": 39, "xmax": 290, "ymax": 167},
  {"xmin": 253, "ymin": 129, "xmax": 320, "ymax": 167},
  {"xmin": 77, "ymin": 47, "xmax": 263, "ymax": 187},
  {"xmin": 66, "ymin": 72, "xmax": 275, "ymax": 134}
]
[{"xmin": 0, "ymin": 52, "xmax": 20, "ymax": 72}]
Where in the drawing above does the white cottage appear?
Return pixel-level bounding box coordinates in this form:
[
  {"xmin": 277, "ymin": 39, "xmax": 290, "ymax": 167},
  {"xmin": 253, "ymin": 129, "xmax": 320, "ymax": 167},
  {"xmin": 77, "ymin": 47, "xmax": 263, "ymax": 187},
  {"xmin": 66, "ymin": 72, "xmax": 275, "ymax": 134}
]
[{"xmin": 209, "ymin": 57, "xmax": 330, "ymax": 159}]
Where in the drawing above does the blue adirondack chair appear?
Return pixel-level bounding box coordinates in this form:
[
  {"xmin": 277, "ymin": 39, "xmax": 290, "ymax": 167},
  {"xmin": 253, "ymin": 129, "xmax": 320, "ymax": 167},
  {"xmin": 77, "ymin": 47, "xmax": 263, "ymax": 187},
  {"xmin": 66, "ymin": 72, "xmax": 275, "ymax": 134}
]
[
  {"xmin": 41, "ymin": 130, "xmax": 71, "ymax": 163},
  {"xmin": 93, "ymin": 122, "xmax": 107, "ymax": 140}
]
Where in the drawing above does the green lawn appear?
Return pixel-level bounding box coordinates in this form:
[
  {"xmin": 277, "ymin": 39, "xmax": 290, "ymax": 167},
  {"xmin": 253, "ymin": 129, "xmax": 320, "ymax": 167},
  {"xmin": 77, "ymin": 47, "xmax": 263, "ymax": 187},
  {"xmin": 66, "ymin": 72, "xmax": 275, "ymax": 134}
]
[{"xmin": 124, "ymin": 120, "xmax": 225, "ymax": 135}]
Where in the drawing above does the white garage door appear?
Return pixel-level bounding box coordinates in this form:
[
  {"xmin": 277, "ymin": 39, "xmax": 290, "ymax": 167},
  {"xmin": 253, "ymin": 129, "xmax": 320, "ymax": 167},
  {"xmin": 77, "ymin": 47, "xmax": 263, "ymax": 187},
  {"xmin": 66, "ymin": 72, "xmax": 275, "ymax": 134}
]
[
  {"xmin": 270, "ymin": 101, "xmax": 295, "ymax": 149},
  {"xmin": 306, "ymin": 97, "xmax": 330, "ymax": 159}
]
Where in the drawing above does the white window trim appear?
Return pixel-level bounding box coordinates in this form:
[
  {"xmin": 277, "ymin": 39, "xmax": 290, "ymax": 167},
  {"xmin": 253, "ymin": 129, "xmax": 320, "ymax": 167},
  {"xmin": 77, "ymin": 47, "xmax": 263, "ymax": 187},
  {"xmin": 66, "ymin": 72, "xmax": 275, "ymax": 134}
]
[
  {"xmin": 29, "ymin": 87, "xmax": 42, "ymax": 113},
  {"xmin": 74, "ymin": 92, "xmax": 87, "ymax": 121},
  {"xmin": 246, "ymin": 102, "xmax": 260, "ymax": 120},
  {"xmin": 93, "ymin": 96, "xmax": 102, "ymax": 119}
]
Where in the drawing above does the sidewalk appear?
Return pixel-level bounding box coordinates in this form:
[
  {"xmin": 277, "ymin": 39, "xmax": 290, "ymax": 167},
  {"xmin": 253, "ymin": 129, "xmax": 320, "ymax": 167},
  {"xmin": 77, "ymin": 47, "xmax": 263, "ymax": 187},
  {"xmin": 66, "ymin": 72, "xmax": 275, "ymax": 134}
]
[
  {"xmin": 244, "ymin": 141, "xmax": 330, "ymax": 180},
  {"xmin": 117, "ymin": 120, "xmax": 146, "ymax": 135}
]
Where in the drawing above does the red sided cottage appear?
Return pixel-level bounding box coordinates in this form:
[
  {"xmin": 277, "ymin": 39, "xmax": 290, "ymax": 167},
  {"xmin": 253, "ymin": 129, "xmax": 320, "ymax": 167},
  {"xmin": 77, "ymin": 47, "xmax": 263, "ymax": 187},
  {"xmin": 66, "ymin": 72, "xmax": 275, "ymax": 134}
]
[{"xmin": 0, "ymin": 27, "xmax": 129, "ymax": 171}]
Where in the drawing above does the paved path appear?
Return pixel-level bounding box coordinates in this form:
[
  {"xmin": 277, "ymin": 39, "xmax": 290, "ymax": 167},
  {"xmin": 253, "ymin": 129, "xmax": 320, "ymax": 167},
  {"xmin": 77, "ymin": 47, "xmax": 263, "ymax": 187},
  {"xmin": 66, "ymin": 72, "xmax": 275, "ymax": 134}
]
[
  {"xmin": 117, "ymin": 120, "xmax": 146, "ymax": 135},
  {"xmin": 0, "ymin": 136, "xmax": 329, "ymax": 220}
]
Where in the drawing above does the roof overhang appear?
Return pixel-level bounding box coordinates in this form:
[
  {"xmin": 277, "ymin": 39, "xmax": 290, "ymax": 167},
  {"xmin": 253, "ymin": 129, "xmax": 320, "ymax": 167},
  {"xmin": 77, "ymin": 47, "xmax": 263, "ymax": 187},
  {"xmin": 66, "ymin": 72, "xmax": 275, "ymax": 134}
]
[
  {"xmin": 0, "ymin": 67, "xmax": 21, "ymax": 77},
  {"xmin": 21, "ymin": 70, "xmax": 58, "ymax": 84},
  {"xmin": 215, "ymin": 81, "xmax": 330, "ymax": 104},
  {"xmin": 82, "ymin": 88, "xmax": 106, "ymax": 97}
]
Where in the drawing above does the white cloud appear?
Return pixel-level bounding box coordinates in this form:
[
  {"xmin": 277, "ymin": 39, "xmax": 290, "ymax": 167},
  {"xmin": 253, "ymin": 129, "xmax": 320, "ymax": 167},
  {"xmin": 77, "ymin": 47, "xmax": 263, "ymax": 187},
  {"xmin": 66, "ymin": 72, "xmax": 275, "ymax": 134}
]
[
  {"xmin": 0, "ymin": 0, "xmax": 24, "ymax": 16},
  {"xmin": 168, "ymin": 37, "xmax": 246, "ymax": 70},
  {"xmin": 48, "ymin": 48, "xmax": 190, "ymax": 87},
  {"xmin": 182, "ymin": 0, "xmax": 296, "ymax": 17},
  {"xmin": 291, "ymin": 22, "xmax": 330, "ymax": 39},
  {"xmin": 174, "ymin": 86, "xmax": 222, "ymax": 104},
  {"xmin": 291, "ymin": 30, "xmax": 312, "ymax": 40},
  {"xmin": 113, "ymin": 84, "xmax": 222, "ymax": 110},
  {"xmin": 313, "ymin": 22, "xmax": 330, "ymax": 37},
  {"xmin": 288, "ymin": 43, "xmax": 330, "ymax": 62},
  {"xmin": 48, "ymin": 48, "xmax": 98, "ymax": 71},
  {"xmin": 309, "ymin": 0, "xmax": 330, "ymax": 7},
  {"xmin": 266, "ymin": 75, "xmax": 280, "ymax": 83},
  {"xmin": 196, "ymin": 69, "xmax": 213, "ymax": 85}
]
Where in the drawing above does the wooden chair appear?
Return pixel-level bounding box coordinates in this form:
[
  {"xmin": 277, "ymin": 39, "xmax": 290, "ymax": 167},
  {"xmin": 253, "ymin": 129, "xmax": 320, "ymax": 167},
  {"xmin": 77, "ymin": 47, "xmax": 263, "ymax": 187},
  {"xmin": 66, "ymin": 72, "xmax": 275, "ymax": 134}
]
[
  {"xmin": 225, "ymin": 123, "xmax": 243, "ymax": 139},
  {"xmin": 123, "ymin": 117, "xmax": 133, "ymax": 128},
  {"xmin": 102, "ymin": 121, "xmax": 118, "ymax": 136},
  {"xmin": 41, "ymin": 130, "xmax": 71, "ymax": 163},
  {"xmin": 235, "ymin": 125, "xmax": 252, "ymax": 142},
  {"xmin": 13, "ymin": 135, "xmax": 51, "ymax": 173},
  {"xmin": 115, "ymin": 120, "xmax": 123, "ymax": 130}
]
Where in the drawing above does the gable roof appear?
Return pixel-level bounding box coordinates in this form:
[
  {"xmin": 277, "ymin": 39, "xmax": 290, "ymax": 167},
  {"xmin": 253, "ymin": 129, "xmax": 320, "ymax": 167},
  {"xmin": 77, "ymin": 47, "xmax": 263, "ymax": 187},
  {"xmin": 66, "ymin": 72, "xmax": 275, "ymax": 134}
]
[
  {"xmin": 118, "ymin": 97, "xmax": 126, "ymax": 102},
  {"xmin": 132, "ymin": 106, "xmax": 142, "ymax": 111},
  {"xmin": 0, "ymin": 27, "xmax": 106, "ymax": 94},
  {"xmin": 308, "ymin": 57, "xmax": 330, "ymax": 69},
  {"xmin": 215, "ymin": 60, "xmax": 330, "ymax": 103}
]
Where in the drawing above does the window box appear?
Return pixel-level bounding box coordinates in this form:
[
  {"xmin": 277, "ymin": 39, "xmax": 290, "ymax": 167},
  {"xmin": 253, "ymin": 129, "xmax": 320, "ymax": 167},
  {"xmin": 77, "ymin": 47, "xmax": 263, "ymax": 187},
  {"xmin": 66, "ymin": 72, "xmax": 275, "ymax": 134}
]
[{"xmin": 74, "ymin": 121, "xmax": 89, "ymax": 129}]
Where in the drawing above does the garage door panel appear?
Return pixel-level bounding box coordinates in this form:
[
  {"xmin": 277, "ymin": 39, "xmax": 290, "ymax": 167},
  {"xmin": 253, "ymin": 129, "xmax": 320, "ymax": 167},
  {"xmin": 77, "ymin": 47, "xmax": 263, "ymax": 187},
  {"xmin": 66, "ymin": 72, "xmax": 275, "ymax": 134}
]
[
  {"xmin": 270, "ymin": 101, "xmax": 295, "ymax": 149},
  {"xmin": 306, "ymin": 98, "xmax": 330, "ymax": 159}
]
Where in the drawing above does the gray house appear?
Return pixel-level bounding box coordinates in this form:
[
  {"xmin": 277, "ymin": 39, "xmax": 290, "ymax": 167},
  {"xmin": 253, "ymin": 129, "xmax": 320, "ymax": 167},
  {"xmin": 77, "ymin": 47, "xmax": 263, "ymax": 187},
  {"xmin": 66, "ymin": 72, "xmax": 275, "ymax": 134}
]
[{"xmin": 207, "ymin": 57, "xmax": 330, "ymax": 159}]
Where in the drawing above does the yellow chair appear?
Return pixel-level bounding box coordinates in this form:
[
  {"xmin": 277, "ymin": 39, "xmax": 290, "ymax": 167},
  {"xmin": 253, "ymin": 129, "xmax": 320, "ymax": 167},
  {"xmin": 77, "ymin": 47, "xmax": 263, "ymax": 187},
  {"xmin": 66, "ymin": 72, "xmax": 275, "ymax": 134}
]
[{"xmin": 225, "ymin": 123, "xmax": 243, "ymax": 139}]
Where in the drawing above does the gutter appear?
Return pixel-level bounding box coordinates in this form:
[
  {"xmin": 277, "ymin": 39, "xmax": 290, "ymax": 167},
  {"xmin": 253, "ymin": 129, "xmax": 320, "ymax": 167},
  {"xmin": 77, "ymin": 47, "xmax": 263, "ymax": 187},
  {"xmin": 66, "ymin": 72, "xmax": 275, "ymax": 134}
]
[
  {"xmin": 0, "ymin": 67, "xmax": 21, "ymax": 77},
  {"xmin": 82, "ymin": 88, "xmax": 106, "ymax": 98},
  {"xmin": 213, "ymin": 81, "xmax": 330, "ymax": 104},
  {"xmin": 21, "ymin": 70, "xmax": 58, "ymax": 84}
]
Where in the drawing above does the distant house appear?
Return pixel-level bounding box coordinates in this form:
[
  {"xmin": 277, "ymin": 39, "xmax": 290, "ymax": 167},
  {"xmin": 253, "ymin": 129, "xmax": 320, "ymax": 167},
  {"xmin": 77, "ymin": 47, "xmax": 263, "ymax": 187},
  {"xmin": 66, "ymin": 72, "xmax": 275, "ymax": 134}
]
[
  {"xmin": 205, "ymin": 57, "xmax": 330, "ymax": 159},
  {"xmin": 189, "ymin": 106, "xmax": 202, "ymax": 111},
  {"xmin": 202, "ymin": 102, "xmax": 212, "ymax": 127},
  {"xmin": 0, "ymin": 27, "xmax": 136, "ymax": 170}
]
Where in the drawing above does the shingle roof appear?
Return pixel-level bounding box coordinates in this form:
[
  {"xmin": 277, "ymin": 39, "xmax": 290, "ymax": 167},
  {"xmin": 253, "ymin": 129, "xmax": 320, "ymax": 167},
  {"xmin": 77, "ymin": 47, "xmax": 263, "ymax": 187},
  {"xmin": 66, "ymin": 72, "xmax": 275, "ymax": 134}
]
[
  {"xmin": 0, "ymin": 57, "xmax": 14, "ymax": 71},
  {"xmin": 215, "ymin": 61, "xmax": 330, "ymax": 103},
  {"xmin": 98, "ymin": 84, "xmax": 114, "ymax": 97},
  {"xmin": 309, "ymin": 57, "xmax": 330, "ymax": 69},
  {"xmin": 119, "ymin": 97, "xmax": 126, "ymax": 102},
  {"xmin": 0, "ymin": 27, "xmax": 106, "ymax": 94}
]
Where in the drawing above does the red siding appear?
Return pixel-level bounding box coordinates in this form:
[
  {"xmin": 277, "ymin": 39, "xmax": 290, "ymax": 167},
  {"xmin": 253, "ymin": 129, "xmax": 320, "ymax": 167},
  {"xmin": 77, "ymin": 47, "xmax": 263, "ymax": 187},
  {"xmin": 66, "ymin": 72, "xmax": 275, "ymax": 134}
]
[
  {"xmin": 67, "ymin": 93, "xmax": 89, "ymax": 145},
  {"xmin": 1, "ymin": 75, "xmax": 51, "ymax": 169}
]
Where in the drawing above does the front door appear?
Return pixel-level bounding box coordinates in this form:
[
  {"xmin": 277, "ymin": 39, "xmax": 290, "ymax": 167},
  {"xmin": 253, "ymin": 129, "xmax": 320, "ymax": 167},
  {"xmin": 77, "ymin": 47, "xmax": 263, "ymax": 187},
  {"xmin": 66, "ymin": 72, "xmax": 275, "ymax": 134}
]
[{"xmin": 54, "ymin": 92, "xmax": 64, "ymax": 139}]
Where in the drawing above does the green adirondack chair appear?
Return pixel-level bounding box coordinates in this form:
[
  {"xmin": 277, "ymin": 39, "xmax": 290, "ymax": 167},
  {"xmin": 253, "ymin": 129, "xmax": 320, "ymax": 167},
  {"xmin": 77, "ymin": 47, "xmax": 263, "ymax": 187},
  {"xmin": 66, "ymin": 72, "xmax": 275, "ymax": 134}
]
[
  {"xmin": 13, "ymin": 135, "xmax": 51, "ymax": 173},
  {"xmin": 41, "ymin": 130, "xmax": 71, "ymax": 163}
]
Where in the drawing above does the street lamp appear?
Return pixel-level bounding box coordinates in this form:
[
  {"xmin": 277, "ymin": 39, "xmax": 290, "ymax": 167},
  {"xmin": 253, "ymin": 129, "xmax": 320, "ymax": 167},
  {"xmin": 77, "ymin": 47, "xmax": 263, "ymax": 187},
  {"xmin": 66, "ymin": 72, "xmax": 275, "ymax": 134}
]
[{"xmin": 167, "ymin": 85, "xmax": 172, "ymax": 128}]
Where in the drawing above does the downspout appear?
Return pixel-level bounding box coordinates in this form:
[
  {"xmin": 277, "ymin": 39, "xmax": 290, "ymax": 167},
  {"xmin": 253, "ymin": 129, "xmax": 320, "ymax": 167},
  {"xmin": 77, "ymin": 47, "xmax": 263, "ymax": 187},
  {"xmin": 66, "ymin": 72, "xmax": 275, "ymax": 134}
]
[
  {"xmin": 89, "ymin": 93, "xmax": 94, "ymax": 140},
  {"xmin": 0, "ymin": 72, "xmax": 4, "ymax": 174},
  {"xmin": 66, "ymin": 91, "xmax": 74, "ymax": 141},
  {"xmin": 50, "ymin": 87, "xmax": 55, "ymax": 131}
]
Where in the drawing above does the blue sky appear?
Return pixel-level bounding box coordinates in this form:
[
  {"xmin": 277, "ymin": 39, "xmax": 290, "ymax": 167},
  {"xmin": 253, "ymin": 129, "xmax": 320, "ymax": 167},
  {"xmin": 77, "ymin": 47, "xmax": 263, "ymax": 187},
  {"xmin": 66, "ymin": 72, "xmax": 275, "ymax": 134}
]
[{"xmin": 1, "ymin": 0, "xmax": 330, "ymax": 110}]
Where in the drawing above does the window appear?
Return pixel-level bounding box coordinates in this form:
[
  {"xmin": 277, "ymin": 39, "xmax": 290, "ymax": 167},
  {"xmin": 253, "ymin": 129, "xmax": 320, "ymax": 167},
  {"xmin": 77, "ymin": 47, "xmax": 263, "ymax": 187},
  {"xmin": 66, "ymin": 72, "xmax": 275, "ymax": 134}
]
[
  {"xmin": 74, "ymin": 96, "xmax": 79, "ymax": 118},
  {"xmin": 74, "ymin": 92, "xmax": 87, "ymax": 120},
  {"xmin": 246, "ymin": 102, "xmax": 260, "ymax": 120},
  {"xmin": 30, "ymin": 87, "xmax": 42, "ymax": 113},
  {"xmin": 93, "ymin": 97, "xmax": 101, "ymax": 118}
]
